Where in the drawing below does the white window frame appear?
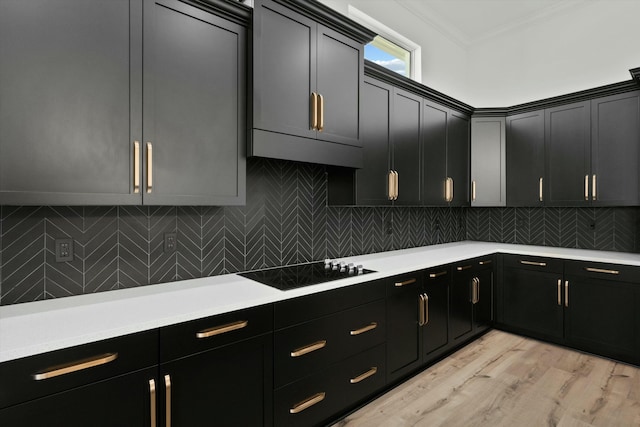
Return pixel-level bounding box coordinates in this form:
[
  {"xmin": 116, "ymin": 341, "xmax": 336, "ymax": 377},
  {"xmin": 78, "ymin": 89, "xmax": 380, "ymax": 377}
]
[{"xmin": 348, "ymin": 5, "xmax": 422, "ymax": 82}]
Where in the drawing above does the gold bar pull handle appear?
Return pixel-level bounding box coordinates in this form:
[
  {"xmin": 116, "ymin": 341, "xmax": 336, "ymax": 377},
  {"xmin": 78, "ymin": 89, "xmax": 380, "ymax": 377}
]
[
  {"xmin": 584, "ymin": 174, "xmax": 589, "ymax": 201},
  {"xmin": 424, "ymin": 293, "xmax": 429, "ymax": 325},
  {"xmin": 33, "ymin": 352, "xmax": 118, "ymax": 381},
  {"xmin": 519, "ymin": 260, "xmax": 547, "ymax": 267},
  {"xmin": 350, "ymin": 322, "xmax": 378, "ymax": 336},
  {"xmin": 149, "ymin": 379, "xmax": 157, "ymax": 427},
  {"xmin": 291, "ymin": 340, "xmax": 327, "ymax": 357},
  {"xmin": 310, "ymin": 92, "xmax": 318, "ymax": 130},
  {"xmin": 585, "ymin": 267, "xmax": 619, "ymax": 275},
  {"xmin": 350, "ymin": 367, "xmax": 378, "ymax": 384},
  {"xmin": 592, "ymin": 174, "xmax": 597, "ymax": 200},
  {"xmin": 429, "ymin": 270, "xmax": 447, "ymax": 278},
  {"xmin": 395, "ymin": 278, "xmax": 417, "ymax": 287},
  {"xmin": 133, "ymin": 141, "xmax": 140, "ymax": 194},
  {"xmin": 418, "ymin": 294, "xmax": 425, "ymax": 326},
  {"xmin": 479, "ymin": 260, "xmax": 492, "ymax": 265},
  {"xmin": 557, "ymin": 279, "xmax": 562, "ymax": 306},
  {"xmin": 471, "ymin": 180, "xmax": 476, "ymax": 201},
  {"xmin": 476, "ymin": 277, "xmax": 480, "ymax": 304},
  {"xmin": 318, "ymin": 94, "xmax": 324, "ymax": 132},
  {"xmin": 539, "ymin": 177, "xmax": 543, "ymax": 202},
  {"xmin": 456, "ymin": 265, "xmax": 472, "ymax": 271},
  {"xmin": 290, "ymin": 392, "xmax": 326, "ymax": 414},
  {"xmin": 444, "ymin": 178, "xmax": 450, "ymax": 202},
  {"xmin": 196, "ymin": 320, "xmax": 248, "ymax": 339},
  {"xmin": 450, "ymin": 177, "xmax": 454, "ymax": 202},
  {"xmin": 146, "ymin": 142, "xmax": 153, "ymax": 193},
  {"xmin": 164, "ymin": 375, "xmax": 171, "ymax": 427},
  {"xmin": 564, "ymin": 280, "xmax": 569, "ymax": 308},
  {"xmin": 394, "ymin": 171, "xmax": 399, "ymax": 201},
  {"xmin": 388, "ymin": 171, "xmax": 394, "ymax": 201}
]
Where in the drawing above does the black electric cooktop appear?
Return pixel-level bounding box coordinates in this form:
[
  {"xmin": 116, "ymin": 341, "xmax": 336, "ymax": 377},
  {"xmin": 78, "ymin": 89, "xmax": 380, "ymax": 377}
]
[{"xmin": 239, "ymin": 261, "xmax": 375, "ymax": 291}]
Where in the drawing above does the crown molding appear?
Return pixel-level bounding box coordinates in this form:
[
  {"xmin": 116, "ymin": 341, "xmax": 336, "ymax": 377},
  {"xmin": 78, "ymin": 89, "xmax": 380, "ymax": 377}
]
[
  {"xmin": 631, "ymin": 67, "xmax": 640, "ymax": 84},
  {"xmin": 187, "ymin": 0, "xmax": 252, "ymax": 26}
]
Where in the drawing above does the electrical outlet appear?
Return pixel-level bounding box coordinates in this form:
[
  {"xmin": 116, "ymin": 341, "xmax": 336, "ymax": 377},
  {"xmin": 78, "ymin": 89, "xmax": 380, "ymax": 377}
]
[
  {"xmin": 55, "ymin": 238, "xmax": 74, "ymax": 262},
  {"xmin": 164, "ymin": 232, "xmax": 177, "ymax": 253}
]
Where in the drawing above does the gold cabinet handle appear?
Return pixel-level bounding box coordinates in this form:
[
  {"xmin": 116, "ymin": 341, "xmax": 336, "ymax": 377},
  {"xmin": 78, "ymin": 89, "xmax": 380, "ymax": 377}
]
[
  {"xmin": 146, "ymin": 142, "xmax": 153, "ymax": 193},
  {"xmin": 318, "ymin": 93, "xmax": 324, "ymax": 132},
  {"xmin": 423, "ymin": 293, "xmax": 429, "ymax": 325},
  {"xmin": 387, "ymin": 170, "xmax": 394, "ymax": 201},
  {"xmin": 196, "ymin": 320, "xmax": 248, "ymax": 339},
  {"xmin": 450, "ymin": 177, "xmax": 454, "ymax": 202},
  {"xmin": 33, "ymin": 352, "xmax": 118, "ymax": 380},
  {"xmin": 539, "ymin": 177, "xmax": 543, "ymax": 202},
  {"xmin": 520, "ymin": 260, "xmax": 546, "ymax": 267},
  {"xmin": 564, "ymin": 280, "xmax": 569, "ymax": 308},
  {"xmin": 585, "ymin": 267, "xmax": 619, "ymax": 275},
  {"xmin": 291, "ymin": 340, "xmax": 327, "ymax": 357},
  {"xmin": 164, "ymin": 375, "xmax": 171, "ymax": 427},
  {"xmin": 471, "ymin": 180, "xmax": 476, "ymax": 201},
  {"xmin": 479, "ymin": 260, "xmax": 492, "ymax": 265},
  {"xmin": 456, "ymin": 265, "xmax": 472, "ymax": 271},
  {"xmin": 418, "ymin": 294, "xmax": 425, "ymax": 326},
  {"xmin": 149, "ymin": 379, "xmax": 157, "ymax": 427},
  {"xmin": 290, "ymin": 392, "xmax": 325, "ymax": 414},
  {"xmin": 429, "ymin": 270, "xmax": 447, "ymax": 278},
  {"xmin": 350, "ymin": 322, "xmax": 378, "ymax": 336},
  {"xmin": 393, "ymin": 171, "xmax": 399, "ymax": 200},
  {"xmin": 472, "ymin": 277, "xmax": 480, "ymax": 304},
  {"xmin": 557, "ymin": 279, "xmax": 562, "ymax": 306},
  {"xmin": 592, "ymin": 174, "xmax": 597, "ymax": 200},
  {"xmin": 310, "ymin": 92, "xmax": 318, "ymax": 130},
  {"xmin": 350, "ymin": 367, "xmax": 378, "ymax": 384},
  {"xmin": 133, "ymin": 141, "xmax": 140, "ymax": 194},
  {"xmin": 584, "ymin": 174, "xmax": 589, "ymax": 201},
  {"xmin": 395, "ymin": 278, "xmax": 417, "ymax": 287}
]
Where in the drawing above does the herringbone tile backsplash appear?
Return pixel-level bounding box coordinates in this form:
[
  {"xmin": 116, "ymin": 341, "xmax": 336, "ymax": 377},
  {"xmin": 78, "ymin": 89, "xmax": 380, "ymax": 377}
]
[{"xmin": 2, "ymin": 158, "xmax": 639, "ymax": 305}]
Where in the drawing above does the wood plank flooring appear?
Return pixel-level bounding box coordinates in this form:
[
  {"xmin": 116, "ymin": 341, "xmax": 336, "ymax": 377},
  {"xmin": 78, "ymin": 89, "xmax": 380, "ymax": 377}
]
[{"xmin": 333, "ymin": 330, "xmax": 640, "ymax": 427}]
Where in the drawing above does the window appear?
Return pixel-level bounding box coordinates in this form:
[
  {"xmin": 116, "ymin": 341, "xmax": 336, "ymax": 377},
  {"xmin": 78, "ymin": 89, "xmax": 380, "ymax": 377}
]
[{"xmin": 348, "ymin": 6, "xmax": 421, "ymax": 82}]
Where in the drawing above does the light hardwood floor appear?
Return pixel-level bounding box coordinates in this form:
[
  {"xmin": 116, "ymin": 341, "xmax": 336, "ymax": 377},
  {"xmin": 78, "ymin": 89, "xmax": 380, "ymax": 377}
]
[{"xmin": 333, "ymin": 330, "xmax": 640, "ymax": 427}]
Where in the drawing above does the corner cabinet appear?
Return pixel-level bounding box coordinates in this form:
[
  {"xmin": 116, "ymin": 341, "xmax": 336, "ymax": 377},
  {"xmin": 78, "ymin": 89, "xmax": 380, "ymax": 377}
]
[
  {"xmin": 251, "ymin": 0, "xmax": 375, "ymax": 168},
  {"xmin": 470, "ymin": 116, "xmax": 506, "ymax": 206},
  {"xmin": 0, "ymin": 0, "xmax": 247, "ymax": 206}
]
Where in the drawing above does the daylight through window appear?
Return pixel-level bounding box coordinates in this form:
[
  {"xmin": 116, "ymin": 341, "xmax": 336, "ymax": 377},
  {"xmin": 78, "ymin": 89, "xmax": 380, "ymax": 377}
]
[{"xmin": 365, "ymin": 36, "xmax": 411, "ymax": 78}]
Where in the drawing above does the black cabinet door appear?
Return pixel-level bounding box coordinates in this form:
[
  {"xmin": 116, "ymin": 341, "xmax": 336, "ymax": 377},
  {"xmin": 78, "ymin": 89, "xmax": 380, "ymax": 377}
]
[
  {"xmin": 473, "ymin": 268, "xmax": 493, "ymax": 331},
  {"xmin": 422, "ymin": 100, "xmax": 448, "ymax": 206},
  {"xmin": 392, "ymin": 89, "xmax": 422, "ymax": 205},
  {"xmin": 142, "ymin": 0, "xmax": 245, "ymax": 205},
  {"xmin": 591, "ymin": 91, "xmax": 640, "ymax": 206},
  {"xmin": 502, "ymin": 268, "xmax": 564, "ymax": 340},
  {"xmin": 564, "ymin": 276, "xmax": 637, "ymax": 365},
  {"xmin": 545, "ymin": 101, "xmax": 591, "ymax": 206},
  {"xmin": 450, "ymin": 267, "xmax": 473, "ymax": 342},
  {"xmin": 422, "ymin": 269, "xmax": 449, "ymax": 359},
  {"xmin": 0, "ymin": 368, "xmax": 156, "ymax": 427},
  {"xmin": 0, "ymin": 0, "xmax": 142, "ymax": 205},
  {"xmin": 161, "ymin": 334, "xmax": 273, "ymax": 427},
  {"xmin": 317, "ymin": 25, "xmax": 362, "ymax": 147},
  {"xmin": 506, "ymin": 110, "xmax": 545, "ymax": 206},
  {"xmin": 252, "ymin": 0, "xmax": 316, "ymax": 139},
  {"xmin": 447, "ymin": 111, "xmax": 471, "ymax": 206},
  {"xmin": 356, "ymin": 78, "xmax": 392, "ymax": 205},
  {"xmin": 386, "ymin": 273, "xmax": 423, "ymax": 383}
]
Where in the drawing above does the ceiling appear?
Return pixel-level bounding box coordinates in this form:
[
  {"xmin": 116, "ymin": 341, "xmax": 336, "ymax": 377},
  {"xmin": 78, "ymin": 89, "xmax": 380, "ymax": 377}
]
[{"xmin": 395, "ymin": 0, "xmax": 587, "ymax": 47}]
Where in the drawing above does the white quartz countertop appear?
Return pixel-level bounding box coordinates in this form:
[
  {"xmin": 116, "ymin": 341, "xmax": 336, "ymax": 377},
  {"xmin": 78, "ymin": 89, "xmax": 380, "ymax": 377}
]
[{"xmin": 2, "ymin": 241, "xmax": 640, "ymax": 363}]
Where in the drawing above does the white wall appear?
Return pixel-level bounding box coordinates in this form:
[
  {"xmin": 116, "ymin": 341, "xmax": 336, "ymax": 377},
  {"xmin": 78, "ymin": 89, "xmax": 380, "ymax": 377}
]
[
  {"xmin": 467, "ymin": 0, "xmax": 640, "ymax": 107},
  {"xmin": 317, "ymin": 0, "xmax": 470, "ymax": 104}
]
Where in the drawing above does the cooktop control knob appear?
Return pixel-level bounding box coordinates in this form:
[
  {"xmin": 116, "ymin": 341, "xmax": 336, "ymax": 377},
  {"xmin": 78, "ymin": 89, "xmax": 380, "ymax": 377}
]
[
  {"xmin": 348, "ymin": 263, "xmax": 355, "ymax": 274},
  {"xmin": 332, "ymin": 260, "xmax": 340, "ymax": 270},
  {"xmin": 357, "ymin": 264, "xmax": 364, "ymax": 274},
  {"xmin": 324, "ymin": 258, "xmax": 331, "ymax": 269},
  {"xmin": 340, "ymin": 262, "xmax": 347, "ymax": 272}
]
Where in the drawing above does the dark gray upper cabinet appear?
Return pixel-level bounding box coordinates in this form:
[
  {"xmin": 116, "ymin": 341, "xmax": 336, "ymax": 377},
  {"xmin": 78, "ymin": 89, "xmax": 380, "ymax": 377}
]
[
  {"xmin": 447, "ymin": 112, "xmax": 471, "ymax": 207},
  {"xmin": 506, "ymin": 110, "xmax": 545, "ymax": 206},
  {"xmin": 142, "ymin": 0, "xmax": 246, "ymax": 205},
  {"xmin": 545, "ymin": 101, "xmax": 591, "ymax": 206},
  {"xmin": 0, "ymin": 0, "xmax": 247, "ymax": 206},
  {"xmin": 392, "ymin": 89, "xmax": 422, "ymax": 205},
  {"xmin": 0, "ymin": 0, "xmax": 141, "ymax": 205},
  {"xmin": 422, "ymin": 101, "xmax": 448, "ymax": 206},
  {"xmin": 251, "ymin": 0, "xmax": 375, "ymax": 168},
  {"xmin": 590, "ymin": 91, "xmax": 640, "ymax": 206}
]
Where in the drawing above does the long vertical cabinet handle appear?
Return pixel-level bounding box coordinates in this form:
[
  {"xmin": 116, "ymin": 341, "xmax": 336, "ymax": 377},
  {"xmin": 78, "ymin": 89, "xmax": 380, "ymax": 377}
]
[
  {"xmin": 310, "ymin": 93, "xmax": 318, "ymax": 130},
  {"xmin": 418, "ymin": 294, "xmax": 425, "ymax": 326},
  {"xmin": 149, "ymin": 379, "xmax": 157, "ymax": 427},
  {"xmin": 423, "ymin": 293, "xmax": 429, "ymax": 325},
  {"xmin": 584, "ymin": 175, "xmax": 589, "ymax": 201},
  {"xmin": 564, "ymin": 281, "xmax": 569, "ymax": 308},
  {"xmin": 388, "ymin": 171, "xmax": 394, "ymax": 201},
  {"xmin": 539, "ymin": 177, "xmax": 543, "ymax": 202},
  {"xmin": 318, "ymin": 94, "xmax": 324, "ymax": 132},
  {"xmin": 146, "ymin": 142, "xmax": 153, "ymax": 194},
  {"xmin": 557, "ymin": 279, "xmax": 562, "ymax": 306},
  {"xmin": 133, "ymin": 141, "xmax": 140, "ymax": 194},
  {"xmin": 471, "ymin": 181, "xmax": 476, "ymax": 201},
  {"xmin": 592, "ymin": 174, "xmax": 597, "ymax": 200},
  {"xmin": 394, "ymin": 171, "xmax": 399, "ymax": 200},
  {"xmin": 164, "ymin": 375, "xmax": 171, "ymax": 427},
  {"xmin": 450, "ymin": 178, "xmax": 454, "ymax": 202}
]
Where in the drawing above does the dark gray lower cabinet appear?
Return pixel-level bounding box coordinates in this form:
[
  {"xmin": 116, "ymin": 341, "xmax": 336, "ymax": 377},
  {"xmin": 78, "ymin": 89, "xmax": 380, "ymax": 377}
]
[
  {"xmin": 450, "ymin": 257, "xmax": 493, "ymax": 344},
  {"xmin": 422, "ymin": 267, "xmax": 450, "ymax": 361}
]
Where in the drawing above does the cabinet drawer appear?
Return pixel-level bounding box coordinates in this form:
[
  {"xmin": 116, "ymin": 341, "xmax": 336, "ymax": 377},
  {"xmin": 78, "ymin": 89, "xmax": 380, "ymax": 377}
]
[
  {"xmin": 274, "ymin": 299, "xmax": 385, "ymax": 388},
  {"xmin": 0, "ymin": 330, "xmax": 157, "ymax": 410},
  {"xmin": 275, "ymin": 279, "xmax": 385, "ymax": 329},
  {"xmin": 274, "ymin": 344, "xmax": 385, "ymax": 427},
  {"xmin": 159, "ymin": 304, "xmax": 273, "ymax": 362},
  {"xmin": 565, "ymin": 260, "xmax": 640, "ymax": 283},
  {"xmin": 503, "ymin": 253, "xmax": 563, "ymax": 272}
]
